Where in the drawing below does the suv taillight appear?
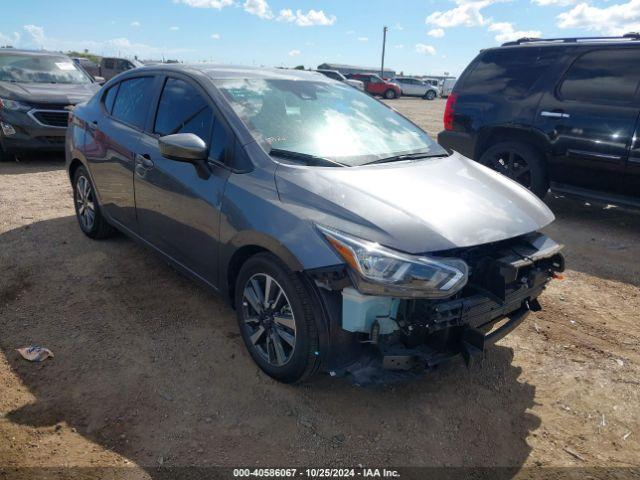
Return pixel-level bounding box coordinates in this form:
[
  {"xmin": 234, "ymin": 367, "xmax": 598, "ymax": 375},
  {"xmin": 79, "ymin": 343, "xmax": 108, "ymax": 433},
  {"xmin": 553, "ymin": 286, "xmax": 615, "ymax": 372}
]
[{"xmin": 443, "ymin": 93, "xmax": 457, "ymax": 131}]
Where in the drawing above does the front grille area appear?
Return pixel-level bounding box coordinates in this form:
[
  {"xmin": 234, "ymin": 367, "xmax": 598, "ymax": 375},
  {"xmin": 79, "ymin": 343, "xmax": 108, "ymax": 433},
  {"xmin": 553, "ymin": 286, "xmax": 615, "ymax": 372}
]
[{"xmin": 31, "ymin": 110, "xmax": 69, "ymax": 128}]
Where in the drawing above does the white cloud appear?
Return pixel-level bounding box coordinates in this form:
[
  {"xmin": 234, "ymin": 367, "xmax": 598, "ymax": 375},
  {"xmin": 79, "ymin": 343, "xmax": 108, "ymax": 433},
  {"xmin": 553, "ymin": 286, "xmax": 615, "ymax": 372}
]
[
  {"xmin": 557, "ymin": 0, "xmax": 640, "ymax": 35},
  {"xmin": 23, "ymin": 25, "xmax": 45, "ymax": 46},
  {"xmin": 169, "ymin": 26, "xmax": 180, "ymax": 31},
  {"xmin": 415, "ymin": 43, "xmax": 437, "ymax": 55},
  {"xmin": 426, "ymin": 0, "xmax": 495, "ymax": 28},
  {"xmin": 488, "ymin": 21, "xmax": 541, "ymax": 42},
  {"xmin": 211, "ymin": 33, "xmax": 221, "ymax": 39},
  {"xmin": 288, "ymin": 49, "xmax": 301, "ymax": 56},
  {"xmin": 0, "ymin": 31, "xmax": 21, "ymax": 46},
  {"xmin": 277, "ymin": 9, "xmax": 337, "ymax": 26},
  {"xmin": 10, "ymin": 26, "xmax": 190, "ymax": 59},
  {"xmin": 244, "ymin": 0, "xmax": 273, "ymax": 19},
  {"xmin": 428, "ymin": 28, "xmax": 445, "ymax": 37},
  {"xmin": 357, "ymin": 36, "xmax": 369, "ymax": 42},
  {"xmin": 394, "ymin": 44, "xmax": 405, "ymax": 49},
  {"xmin": 130, "ymin": 21, "xmax": 141, "ymax": 27},
  {"xmin": 173, "ymin": 0, "xmax": 234, "ymax": 9},
  {"xmin": 532, "ymin": 0, "xmax": 576, "ymax": 5},
  {"xmin": 394, "ymin": 23, "xmax": 404, "ymax": 31}
]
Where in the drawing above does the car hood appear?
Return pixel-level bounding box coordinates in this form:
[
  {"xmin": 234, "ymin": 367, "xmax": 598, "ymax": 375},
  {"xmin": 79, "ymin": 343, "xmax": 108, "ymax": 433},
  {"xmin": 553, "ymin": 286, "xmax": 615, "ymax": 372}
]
[
  {"xmin": 0, "ymin": 81, "xmax": 100, "ymax": 105},
  {"xmin": 275, "ymin": 151, "xmax": 555, "ymax": 254}
]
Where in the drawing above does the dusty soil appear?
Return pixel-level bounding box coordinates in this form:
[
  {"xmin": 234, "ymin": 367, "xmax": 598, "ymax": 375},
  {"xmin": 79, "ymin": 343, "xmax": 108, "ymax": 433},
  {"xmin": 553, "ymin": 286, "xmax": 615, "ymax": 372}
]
[{"xmin": 0, "ymin": 98, "xmax": 639, "ymax": 477}]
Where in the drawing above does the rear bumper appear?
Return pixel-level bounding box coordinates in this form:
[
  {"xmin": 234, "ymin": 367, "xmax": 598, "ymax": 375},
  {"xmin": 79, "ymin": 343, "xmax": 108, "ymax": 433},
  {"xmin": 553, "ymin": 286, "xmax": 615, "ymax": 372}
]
[
  {"xmin": 437, "ymin": 129, "xmax": 476, "ymax": 160},
  {"xmin": 0, "ymin": 110, "xmax": 67, "ymax": 153}
]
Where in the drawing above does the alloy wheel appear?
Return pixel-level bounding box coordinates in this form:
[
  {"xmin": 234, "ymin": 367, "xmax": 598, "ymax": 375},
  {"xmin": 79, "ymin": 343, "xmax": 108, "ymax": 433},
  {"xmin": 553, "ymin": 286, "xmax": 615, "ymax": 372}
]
[
  {"xmin": 485, "ymin": 150, "xmax": 532, "ymax": 189},
  {"xmin": 241, "ymin": 273, "xmax": 297, "ymax": 367},
  {"xmin": 76, "ymin": 175, "xmax": 96, "ymax": 231}
]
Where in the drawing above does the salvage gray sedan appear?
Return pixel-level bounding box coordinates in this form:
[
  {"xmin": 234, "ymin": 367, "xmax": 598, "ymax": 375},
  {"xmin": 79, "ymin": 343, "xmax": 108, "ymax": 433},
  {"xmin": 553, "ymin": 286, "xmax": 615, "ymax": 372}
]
[{"xmin": 66, "ymin": 65, "xmax": 564, "ymax": 383}]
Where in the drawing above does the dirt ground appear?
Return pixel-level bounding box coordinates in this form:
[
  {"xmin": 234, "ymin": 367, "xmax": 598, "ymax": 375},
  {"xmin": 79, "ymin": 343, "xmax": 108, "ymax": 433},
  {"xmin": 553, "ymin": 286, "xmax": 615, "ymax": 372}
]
[{"xmin": 1, "ymin": 97, "xmax": 639, "ymax": 477}]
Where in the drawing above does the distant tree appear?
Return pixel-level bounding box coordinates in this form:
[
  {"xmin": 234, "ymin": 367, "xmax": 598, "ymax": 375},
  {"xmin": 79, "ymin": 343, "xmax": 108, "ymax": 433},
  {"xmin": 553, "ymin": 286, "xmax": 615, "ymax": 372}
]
[{"xmin": 294, "ymin": 65, "xmax": 305, "ymax": 70}]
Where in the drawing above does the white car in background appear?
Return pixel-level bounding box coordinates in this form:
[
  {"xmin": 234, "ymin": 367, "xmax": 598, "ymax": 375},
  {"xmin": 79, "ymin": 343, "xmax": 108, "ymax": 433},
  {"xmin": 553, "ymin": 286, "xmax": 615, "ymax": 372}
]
[
  {"xmin": 393, "ymin": 76, "xmax": 439, "ymax": 100},
  {"xmin": 316, "ymin": 69, "xmax": 365, "ymax": 91}
]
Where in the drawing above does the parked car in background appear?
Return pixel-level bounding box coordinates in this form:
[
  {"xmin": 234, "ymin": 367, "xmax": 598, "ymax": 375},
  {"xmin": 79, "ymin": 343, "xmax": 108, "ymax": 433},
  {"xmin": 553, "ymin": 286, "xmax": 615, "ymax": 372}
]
[
  {"xmin": 393, "ymin": 76, "xmax": 439, "ymax": 100},
  {"xmin": 440, "ymin": 77, "xmax": 457, "ymax": 97},
  {"xmin": 316, "ymin": 69, "xmax": 365, "ymax": 91},
  {"xmin": 346, "ymin": 73, "xmax": 401, "ymax": 99},
  {"xmin": 98, "ymin": 57, "xmax": 143, "ymax": 81},
  {"xmin": 0, "ymin": 49, "xmax": 101, "ymax": 161},
  {"xmin": 72, "ymin": 57, "xmax": 100, "ymax": 77},
  {"xmin": 437, "ymin": 34, "xmax": 640, "ymax": 200},
  {"xmin": 66, "ymin": 64, "xmax": 563, "ymax": 383}
]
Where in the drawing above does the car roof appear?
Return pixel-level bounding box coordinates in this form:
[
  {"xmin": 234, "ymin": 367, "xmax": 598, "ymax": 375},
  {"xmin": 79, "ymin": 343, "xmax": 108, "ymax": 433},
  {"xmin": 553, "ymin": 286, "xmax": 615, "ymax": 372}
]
[
  {"xmin": 133, "ymin": 63, "xmax": 333, "ymax": 82},
  {"xmin": 0, "ymin": 48, "xmax": 69, "ymax": 58}
]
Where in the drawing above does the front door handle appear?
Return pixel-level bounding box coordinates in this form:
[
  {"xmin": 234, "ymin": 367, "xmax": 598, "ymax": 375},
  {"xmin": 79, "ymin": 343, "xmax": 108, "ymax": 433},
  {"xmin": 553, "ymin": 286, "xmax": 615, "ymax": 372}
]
[
  {"xmin": 540, "ymin": 110, "xmax": 570, "ymax": 119},
  {"xmin": 135, "ymin": 153, "xmax": 154, "ymax": 169}
]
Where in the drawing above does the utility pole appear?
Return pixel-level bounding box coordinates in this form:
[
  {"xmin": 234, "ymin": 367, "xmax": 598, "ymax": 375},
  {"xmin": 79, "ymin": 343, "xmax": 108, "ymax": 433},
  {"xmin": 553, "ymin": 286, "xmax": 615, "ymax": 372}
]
[{"xmin": 381, "ymin": 26, "xmax": 388, "ymax": 78}]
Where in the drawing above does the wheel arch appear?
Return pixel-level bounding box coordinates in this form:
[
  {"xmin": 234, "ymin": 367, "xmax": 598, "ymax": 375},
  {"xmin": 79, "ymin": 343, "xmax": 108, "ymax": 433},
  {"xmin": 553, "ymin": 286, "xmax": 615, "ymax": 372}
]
[
  {"xmin": 475, "ymin": 126, "xmax": 550, "ymax": 162},
  {"xmin": 224, "ymin": 232, "xmax": 305, "ymax": 306}
]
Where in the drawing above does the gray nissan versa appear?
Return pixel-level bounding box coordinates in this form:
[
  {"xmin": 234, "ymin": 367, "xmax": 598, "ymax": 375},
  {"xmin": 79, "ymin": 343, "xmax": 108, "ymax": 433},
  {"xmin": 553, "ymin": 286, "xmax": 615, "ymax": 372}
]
[
  {"xmin": 0, "ymin": 49, "xmax": 100, "ymax": 161},
  {"xmin": 65, "ymin": 64, "xmax": 565, "ymax": 383}
]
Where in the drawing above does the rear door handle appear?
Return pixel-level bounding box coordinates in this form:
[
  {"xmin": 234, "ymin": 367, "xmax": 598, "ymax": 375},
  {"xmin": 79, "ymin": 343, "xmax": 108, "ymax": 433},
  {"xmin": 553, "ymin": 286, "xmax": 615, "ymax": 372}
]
[
  {"xmin": 135, "ymin": 153, "xmax": 154, "ymax": 169},
  {"xmin": 540, "ymin": 111, "xmax": 570, "ymax": 119}
]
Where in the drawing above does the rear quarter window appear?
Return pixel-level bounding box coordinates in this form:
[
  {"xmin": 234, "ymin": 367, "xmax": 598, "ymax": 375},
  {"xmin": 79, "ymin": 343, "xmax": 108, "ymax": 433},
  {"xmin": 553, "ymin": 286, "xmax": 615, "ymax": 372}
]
[
  {"xmin": 559, "ymin": 48, "xmax": 640, "ymax": 103},
  {"xmin": 461, "ymin": 47, "xmax": 561, "ymax": 99}
]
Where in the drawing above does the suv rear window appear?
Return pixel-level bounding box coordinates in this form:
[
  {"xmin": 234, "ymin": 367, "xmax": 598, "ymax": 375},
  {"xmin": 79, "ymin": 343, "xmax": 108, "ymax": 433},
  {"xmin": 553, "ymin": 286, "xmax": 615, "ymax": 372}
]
[
  {"xmin": 559, "ymin": 48, "xmax": 640, "ymax": 103},
  {"xmin": 462, "ymin": 47, "xmax": 560, "ymax": 98}
]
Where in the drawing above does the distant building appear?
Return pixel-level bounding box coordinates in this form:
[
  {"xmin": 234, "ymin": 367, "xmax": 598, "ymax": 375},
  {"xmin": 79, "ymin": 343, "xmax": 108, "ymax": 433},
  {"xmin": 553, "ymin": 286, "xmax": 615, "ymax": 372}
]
[{"xmin": 317, "ymin": 63, "xmax": 396, "ymax": 78}]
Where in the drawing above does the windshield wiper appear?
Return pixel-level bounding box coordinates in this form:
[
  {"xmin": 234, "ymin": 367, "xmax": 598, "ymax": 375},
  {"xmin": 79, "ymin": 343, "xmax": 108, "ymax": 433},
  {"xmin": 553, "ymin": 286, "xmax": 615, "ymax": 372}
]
[
  {"xmin": 270, "ymin": 148, "xmax": 346, "ymax": 167},
  {"xmin": 364, "ymin": 152, "xmax": 447, "ymax": 165}
]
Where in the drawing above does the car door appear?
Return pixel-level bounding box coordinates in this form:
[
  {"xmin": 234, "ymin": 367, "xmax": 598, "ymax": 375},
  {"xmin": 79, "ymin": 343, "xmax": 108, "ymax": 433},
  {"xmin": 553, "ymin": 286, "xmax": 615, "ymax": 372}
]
[
  {"xmin": 134, "ymin": 74, "xmax": 232, "ymax": 288},
  {"xmin": 535, "ymin": 47, "xmax": 640, "ymax": 195},
  {"xmin": 84, "ymin": 75, "xmax": 158, "ymax": 231},
  {"xmin": 625, "ymin": 116, "xmax": 640, "ymax": 197}
]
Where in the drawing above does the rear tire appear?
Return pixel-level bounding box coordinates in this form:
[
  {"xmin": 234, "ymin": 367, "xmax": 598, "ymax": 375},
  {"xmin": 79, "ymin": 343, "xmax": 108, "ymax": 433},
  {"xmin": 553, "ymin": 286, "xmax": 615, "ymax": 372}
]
[
  {"xmin": 424, "ymin": 90, "xmax": 436, "ymax": 100},
  {"xmin": 73, "ymin": 166, "xmax": 116, "ymax": 239},
  {"xmin": 235, "ymin": 252, "xmax": 321, "ymax": 384},
  {"xmin": 479, "ymin": 141, "xmax": 549, "ymax": 198},
  {"xmin": 384, "ymin": 89, "xmax": 397, "ymax": 99}
]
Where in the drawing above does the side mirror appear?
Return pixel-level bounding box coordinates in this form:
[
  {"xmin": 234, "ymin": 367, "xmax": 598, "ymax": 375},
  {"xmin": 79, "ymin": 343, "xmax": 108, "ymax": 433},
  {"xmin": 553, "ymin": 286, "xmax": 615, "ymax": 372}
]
[
  {"xmin": 93, "ymin": 76, "xmax": 105, "ymax": 85},
  {"xmin": 158, "ymin": 133, "xmax": 208, "ymax": 162}
]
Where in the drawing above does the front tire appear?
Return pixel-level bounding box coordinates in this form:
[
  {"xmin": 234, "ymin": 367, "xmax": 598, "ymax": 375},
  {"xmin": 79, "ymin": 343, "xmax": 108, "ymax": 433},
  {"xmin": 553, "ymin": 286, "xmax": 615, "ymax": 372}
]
[
  {"xmin": 384, "ymin": 89, "xmax": 397, "ymax": 99},
  {"xmin": 73, "ymin": 166, "xmax": 115, "ymax": 239},
  {"xmin": 479, "ymin": 141, "xmax": 549, "ymax": 198},
  {"xmin": 235, "ymin": 253, "xmax": 320, "ymax": 383}
]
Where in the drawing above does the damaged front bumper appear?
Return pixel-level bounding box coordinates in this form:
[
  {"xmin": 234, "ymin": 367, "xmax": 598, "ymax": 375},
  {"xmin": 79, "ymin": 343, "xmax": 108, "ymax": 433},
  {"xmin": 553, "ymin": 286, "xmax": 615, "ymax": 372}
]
[{"xmin": 308, "ymin": 232, "xmax": 564, "ymax": 380}]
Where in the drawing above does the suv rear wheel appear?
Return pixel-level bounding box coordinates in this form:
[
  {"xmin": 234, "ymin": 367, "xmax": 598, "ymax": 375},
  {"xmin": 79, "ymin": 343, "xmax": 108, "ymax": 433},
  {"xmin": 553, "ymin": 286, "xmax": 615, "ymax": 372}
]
[
  {"xmin": 479, "ymin": 141, "xmax": 549, "ymax": 198},
  {"xmin": 235, "ymin": 253, "xmax": 321, "ymax": 383}
]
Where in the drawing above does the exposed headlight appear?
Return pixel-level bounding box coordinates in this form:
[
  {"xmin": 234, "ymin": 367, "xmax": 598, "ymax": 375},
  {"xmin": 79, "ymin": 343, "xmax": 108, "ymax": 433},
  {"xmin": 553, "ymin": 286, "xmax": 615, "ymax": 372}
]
[
  {"xmin": 0, "ymin": 97, "xmax": 31, "ymax": 112},
  {"xmin": 317, "ymin": 225, "xmax": 468, "ymax": 299}
]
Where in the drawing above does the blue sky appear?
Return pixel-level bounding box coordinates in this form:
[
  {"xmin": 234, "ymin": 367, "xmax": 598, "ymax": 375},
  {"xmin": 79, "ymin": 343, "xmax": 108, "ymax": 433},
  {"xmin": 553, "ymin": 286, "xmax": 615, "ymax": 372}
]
[{"xmin": 2, "ymin": 0, "xmax": 639, "ymax": 76}]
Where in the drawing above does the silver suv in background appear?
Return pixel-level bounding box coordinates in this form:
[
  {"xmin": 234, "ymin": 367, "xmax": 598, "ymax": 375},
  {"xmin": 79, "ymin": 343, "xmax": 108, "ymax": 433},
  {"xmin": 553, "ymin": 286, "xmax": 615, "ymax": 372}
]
[
  {"xmin": 316, "ymin": 69, "xmax": 365, "ymax": 91},
  {"xmin": 393, "ymin": 76, "xmax": 439, "ymax": 100}
]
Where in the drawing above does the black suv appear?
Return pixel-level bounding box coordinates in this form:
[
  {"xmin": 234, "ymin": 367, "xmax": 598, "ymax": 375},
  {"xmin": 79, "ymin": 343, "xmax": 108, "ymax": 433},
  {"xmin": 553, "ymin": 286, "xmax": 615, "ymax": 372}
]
[{"xmin": 437, "ymin": 34, "xmax": 640, "ymax": 200}]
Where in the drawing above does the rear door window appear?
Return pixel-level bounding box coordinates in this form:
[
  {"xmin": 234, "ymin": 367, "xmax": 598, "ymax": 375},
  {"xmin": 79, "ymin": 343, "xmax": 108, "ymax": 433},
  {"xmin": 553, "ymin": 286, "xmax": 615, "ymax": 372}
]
[
  {"xmin": 154, "ymin": 77, "xmax": 213, "ymax": 141},
  {"xmin": 103, "ymin": 83, "xmax": 119, "ymax": 114},
  {"xmin": 559, "ymin": 48, "xmax": 640, "ymax": 103},
  {"xmin": 462, "ymin": 47, "xmax": 561, "ymax": 98},
  {"xmin": 111, "ymin": 76, "xmax": 155, "ymax": 129}
]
